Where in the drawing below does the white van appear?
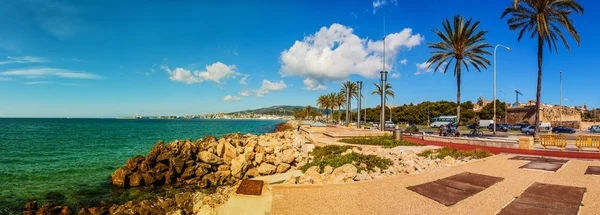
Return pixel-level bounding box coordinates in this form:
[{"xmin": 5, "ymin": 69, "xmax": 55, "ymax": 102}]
[
  {"xmin": 478, "ymin": 120, "xmax": 494, "ymax": 128},
  {"xmin": 539, "ymin": 122, "xmax": 551, "ymax": 130}
]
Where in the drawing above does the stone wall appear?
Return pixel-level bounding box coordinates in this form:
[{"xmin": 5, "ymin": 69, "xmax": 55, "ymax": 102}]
[
  {"xmin": 507, "ymin": 106, "xmax": 582, "ymax": 128},
  {"xmin": 423, "ymin": 135, "xmax": 518, "ymax": 149}
]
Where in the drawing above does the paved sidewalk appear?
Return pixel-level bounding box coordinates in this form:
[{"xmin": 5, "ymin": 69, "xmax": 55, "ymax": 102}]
[{"xmin": 271, "ymin": 154, "xmax": 600, "ymax": 215}]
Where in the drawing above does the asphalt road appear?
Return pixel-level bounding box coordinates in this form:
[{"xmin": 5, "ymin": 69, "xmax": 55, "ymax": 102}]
[{"xmin": 421, "ymin": 129, "xmax": 600, "ymax": 141}]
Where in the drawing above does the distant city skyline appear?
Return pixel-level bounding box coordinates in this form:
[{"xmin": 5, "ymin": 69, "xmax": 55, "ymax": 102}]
[{"xmin": 0, "ymin": 0, "xmax": 598, "ymax": 117}]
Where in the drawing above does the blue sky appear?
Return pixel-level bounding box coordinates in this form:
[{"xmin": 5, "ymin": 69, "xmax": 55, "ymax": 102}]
[{"xmin": 0, "ymin": 0, "xmax": 597, "ymax": 117}]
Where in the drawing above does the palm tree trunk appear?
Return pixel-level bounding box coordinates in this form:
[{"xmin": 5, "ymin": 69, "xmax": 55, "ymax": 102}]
[
  {"xmin": 338, "ymin": 106, "xmax": 341, "ymax": 125},
  {"xmin": 457, "ymin": 66, "xmax": 461, "ymax": 126},
  {"xmin": 534, "ymin": 36, "xmax": 543, "ymax": 139}
]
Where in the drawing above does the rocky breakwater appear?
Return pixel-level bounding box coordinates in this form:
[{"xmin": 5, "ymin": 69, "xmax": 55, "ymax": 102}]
[
  {"xmin": 111, "ymin": 131, "xmax": 309, "ymax": 189},
  {"xmin": 24, "ymin": 131, "xmax": 311, "ymax": 215}
]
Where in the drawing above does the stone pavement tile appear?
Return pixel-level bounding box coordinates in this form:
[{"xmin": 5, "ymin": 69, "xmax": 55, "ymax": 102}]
[
  {"xmin": 407, "ymin": 180, "xmax": 473, "ymax": 206},
  {"xmin": 444, "ymin": 172, "xmax": 504, "ymax": 188},
  {"xmin": 509, "ymin": 155, "xmax": 569, "ymax": 164},
  {"xmin": 407, "ymin": 172, "xmax": 504, "ymax": 206},
  {"xmin": 498, "ymin": 182, "xmax": 585, "ymax": 215},
  {"xmin": 519, "ymin": 162, "xmax": 565, "ymax": 172},
  {"xmin": 584, "ymin": 166, "xmax": 600, "ymax": 175}
]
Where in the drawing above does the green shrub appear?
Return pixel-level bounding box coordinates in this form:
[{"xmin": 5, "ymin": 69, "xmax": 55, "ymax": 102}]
[
  {"xmin": 338, "ymin": 135, "xmax": 422, "ymax": 149},
  {"xmin": 418, "ymin": 147, "xmax": 493, "ymax": 159},
  {"xmin": 301, "ymin": 145, "xmax": 392, "ymax": 173},
  {"xmin": 405, "ymin": 125, "xmax": 419, "ymax": 132}
]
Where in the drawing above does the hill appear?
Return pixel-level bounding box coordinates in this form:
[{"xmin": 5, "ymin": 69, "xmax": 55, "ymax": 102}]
[{"xmin": 228, "ymin": 105, "xmax": 306, "ymax": 116}]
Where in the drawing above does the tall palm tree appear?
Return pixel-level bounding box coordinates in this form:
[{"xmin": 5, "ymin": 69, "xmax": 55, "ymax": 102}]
[
  {"xmin": 335, "ymin": 92, "xmax": 346, "ymax": 124},
  {"xmin": 426, "ymin": 15, "xmax": 492, "ymax": 126},
  {"xmin": 340, "ymin": 81, "xmax": 359, "ymax": 123},
  {"xmin": 371, "ymin": 82, "xmax": 395, "ymax": 101},
  {"xmin": 326, "ymin": 92, "xmax": 336, "ymax": 122},
  {"xmin": 316, "ymin": 95, "xmax": 326, "ymax": 120},
  {"xmin": 304, "ymin": 105, "xmax": 313, "ymax": 121},
  {"xmin": 501, "ymin": 0, "xmax": 583, "ymax": 138}
]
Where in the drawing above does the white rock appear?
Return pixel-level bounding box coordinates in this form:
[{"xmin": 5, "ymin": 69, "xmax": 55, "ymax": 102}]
[
  {"xmin": 230, "ymin": 154, "xmax": 248, "ymax": 178},
  {"xmin": 257, "ymin": 163, "xmax": 276, "ymax": 175},
  {"xmin": 276, "ymin": 163, "xmax": 291, "ymax": 173},
  {"xmin": 283, "ymin": 175, "xmax": 297, "ymax": 184},
  {"xmin": 281, "ymin": 149, "xmax": 296, "ymax": 164},
  {"xmin": 327, "ymin": 164, "xmax": 357, "ymax": 183}
]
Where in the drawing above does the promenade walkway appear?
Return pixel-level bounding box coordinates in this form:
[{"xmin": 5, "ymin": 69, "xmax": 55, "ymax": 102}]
[{"xmin": 271, "ymin": 154, "xmax": 600, "ymax": 215}]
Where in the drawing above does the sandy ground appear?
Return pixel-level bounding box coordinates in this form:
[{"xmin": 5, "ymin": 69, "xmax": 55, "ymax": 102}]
[{"xmin": 271, "ymin": 154, "xmax": 600, "ymax": 215}]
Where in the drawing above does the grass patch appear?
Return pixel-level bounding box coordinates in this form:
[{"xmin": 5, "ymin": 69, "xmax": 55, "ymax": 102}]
[
  {"xmin": 301, "ymin": 145, "xmax": 392, "ymax": 173},
  {"xmin": 339, "ymin": 135, "xmax": 423, "ymax": 148},
  {"xmin": 417, "ymin": 147, "xmax": 493, "ymax": 160}
]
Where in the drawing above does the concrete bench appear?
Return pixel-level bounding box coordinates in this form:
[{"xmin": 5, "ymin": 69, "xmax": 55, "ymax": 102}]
[
  {"xmin": 575, "ymin": 136, "xmax": 600, "ymax": 152},
  {"xmin": 540, "ymin": 135, "xmax": 567, "ymax": 151}
]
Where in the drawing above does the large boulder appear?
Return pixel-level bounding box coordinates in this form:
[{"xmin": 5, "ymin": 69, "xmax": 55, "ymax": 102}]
[
  {"xmin": 244, "ymin": 168, "xmax": 259, "ymax": 178},
  {"xmin": 230, "ymin": 154, "xmax": 249, "ymax": 179},
  {"xmin": 327, "ymin": 164, "xmax": 357, "ymax": 183},
  {"xmin": 181, "ymin": 166, "xmax": 197, "ymax": 179},
  {"xmin": 254, "ymin": 152, "xmax": 265, "ymax": 165},
  {"xmin": 124, "ymin": 155, "xmax": 145, "ymax": 171},
  {"xmin": 222, "ymin": 143, "xmax": 237, "ymax": 164},
  {"xmin": 169, "ymin": 157, "xmax": 186, "ymax": 174},
  {"xmin": 154, "ymin": 162, "xmax": 169, "ymax": 172},
  {"xmin": 111, "ymin": 168, "xmax": 130, "ymax": 187},
  {"xmin": 37, "ymin": 203, "xmax": 73, "ymax": 215},
  {"xmin": 257, "ymin": 163, "xmax": 276, "ymax": 175},
  {"xmin": 281, "ymin": 149, "xmax": 295, "ymax": 164},
  {"xmin": 198, "ymin": 151, "xmax": 222, "ymax": 165},
  {"xmin": 282, "ymin": 175, "xmax": 297, "ymax": 184},
  {"xmin": 298, "ymin": 166, "xmax": 323, "ymax": 184},
  {"xmin": 276, "ymin": 163, "xmax": 290, "ymax": 173},
  {"xmin": 129, "ymin": 172, "xmax": 144, "ymax": 187}
]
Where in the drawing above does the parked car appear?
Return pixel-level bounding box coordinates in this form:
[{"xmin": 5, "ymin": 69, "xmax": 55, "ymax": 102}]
[
  {"xmin": 373, "ymin": 122, "xmax": 380, "ymax": 128},
  {"xmin": 510, "ymin": 123, "xmax": 529, "ymax": 130},
  {"xmin": 501, "ymin": 124, "xmax": 510, "ymax": 129},
  {"xmin": 488, "ymin": 124, "xmax": 509, "ymax": 132},
  {"xmin": 552, "ymin": 126, "xmax": 576, "ymax": 134},
  {"xmin": 521, "ymin": 125, "xmax": 536, "ymax": 135},
  {"xmin": 384, "ymin": 121, "xmax": 395, "ymax": 128},
  {"xmin": 589, "ymin": 125, "xmax": 600, "ymax": 133},
  {"xmin": 478, "ymin": 120, "xmax": 494, "ymax": 128}
]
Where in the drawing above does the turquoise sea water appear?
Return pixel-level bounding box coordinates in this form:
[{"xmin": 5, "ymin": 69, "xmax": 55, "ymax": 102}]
[{"xmin": 0, "ymin": 118, "xmax": 283, "ymax": 212}]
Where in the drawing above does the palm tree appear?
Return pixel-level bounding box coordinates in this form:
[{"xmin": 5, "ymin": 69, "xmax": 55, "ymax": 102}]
[
  {"xmin": 501, "ymin": 0, "xmax": 583, "ymax": 138},
  {"xmin": 335, "ymin": 92, "xmax": 346, "ymax": 124},
  {"xmin": 340, "ymin": 81, "xmax": 359, "ymax": 123},
  {"xmin": 316, "ymin": 95, "xmax": 326, "ymax": 120},
  {"xmin": 304, "ymin": 105, "xmax": 313, "ymax": 121},
  {"xmin": 426, "ymin": 15, "xmax": 492, "ymax": 126},
  {"xmin": 371, "ymin": 82, "xmax": 395, "ymax": 101},
  {"xmin": 326, "ymin": 92, "xmax": 336, "ymax": 122}
]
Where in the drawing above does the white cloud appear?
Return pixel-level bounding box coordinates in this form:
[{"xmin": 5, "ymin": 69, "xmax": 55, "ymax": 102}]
[
  {"xmin": 161, "ymin": 62, "xmax": 239, "ymax": 84},
  {"xmin": 372, "ymin": 0, "xmax": 397, "ymax": 14},
  {"xmin": 239, "ymin": 75, "xmax": 249, "ymax": 85},
  {"xmin": 414, "ymin": 61, "xmax": 446, "ymax": 75},
  {"xmin": 0, "ymin": 77, "xmax": 12, "ymax": 81},
  {"xmin": 399, "ymin": 59, "xmax": 408, "ymax": 65},
  {"xmin": 391, "ymin": 72, "xmax": 401, "ymax": 79},
  {"xmin": 253, "ymin": 80, "xmax": 287, "ymax": 97},
  {"xmin": 0, "ymin": 56, "xmax": 48, "ymax": 65},
  {"xmin": 25, "ymin": 81, "xmax": 53, "ymax": 85},
  {"xmin": 239, "ymin": 90, "xmax": 251, "ymax": 97},
  {"xmin": 303, "ymin": 78, "xmax": 327, "ymax": 90},
  {"xmin": 223, "ymin": 95, "xmax": 241, "ymax": 101},
  {"xmin": 1, "ymin": 68, "xmax": 102, "ymax": 79},
  {"xmin": 280, "ymin": 24, "xmax": 423, "ymax": 84}
]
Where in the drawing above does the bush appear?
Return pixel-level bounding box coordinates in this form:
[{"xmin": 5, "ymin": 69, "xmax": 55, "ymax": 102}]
[
  {"xmin": 301, "ymin": 145, "xmax": 392, "ymax": 173},
  {"xmin": 275, "ymin": 122, "xmax": 294, "ymax": 132},
  {"xmin": 405, "ymin": 125, "xmax": 419, "ymax": 132},
  {"xmin": 338, "ymin": 135, "xmax": 423, "ymax": 148},
  {"xmin": 418, "ymin": 147, "xmax": 493, "ymax": 159}
]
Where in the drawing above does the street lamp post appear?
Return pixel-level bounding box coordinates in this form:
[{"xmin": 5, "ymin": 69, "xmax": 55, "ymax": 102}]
[
  {"xmin": 493, "ymin": 44, "xmax": 510, "ymax": 135},
  {"xmin": 380, "ymin": 71, "xmax": 388, "ymax": 131},
  {"xmin": 560, "ymin": 71, "xmax": 563, "ymax": 126},
  {"xmin": 357, "ymin": 81, "xmax": 362, "ymax": 129}
]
